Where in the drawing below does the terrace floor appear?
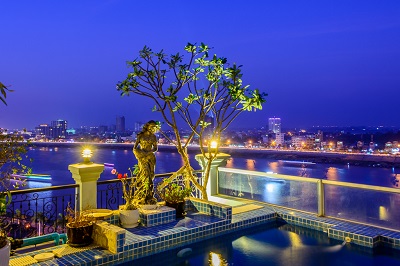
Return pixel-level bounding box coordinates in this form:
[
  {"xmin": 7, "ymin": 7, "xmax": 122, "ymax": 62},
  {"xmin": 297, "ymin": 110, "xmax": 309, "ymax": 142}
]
[{"xmin": 9, "ymin": 195, "xmax": 400, "ymax": 266}]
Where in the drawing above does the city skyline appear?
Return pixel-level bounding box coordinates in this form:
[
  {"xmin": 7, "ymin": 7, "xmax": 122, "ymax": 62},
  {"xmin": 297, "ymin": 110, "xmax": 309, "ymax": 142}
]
[{"xmin": 1, "ymin": 1, "xmax": 400, "ymax": 129}]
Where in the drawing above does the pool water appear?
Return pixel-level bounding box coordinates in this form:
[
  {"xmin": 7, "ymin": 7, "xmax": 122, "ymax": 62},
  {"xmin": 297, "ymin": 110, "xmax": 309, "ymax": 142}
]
[{"xmin": 123, "ymin": 223, "xmax": 400, "ymax": 266}]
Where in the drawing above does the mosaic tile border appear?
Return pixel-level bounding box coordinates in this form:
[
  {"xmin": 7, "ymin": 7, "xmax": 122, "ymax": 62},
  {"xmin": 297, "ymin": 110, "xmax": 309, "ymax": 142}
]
[{"xmin": 10, "ymin": 198, "xmax": 400, "ymax": 266}]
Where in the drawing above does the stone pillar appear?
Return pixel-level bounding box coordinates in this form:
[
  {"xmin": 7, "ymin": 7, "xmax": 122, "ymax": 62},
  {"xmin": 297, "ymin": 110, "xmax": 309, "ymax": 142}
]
[
  {"xmin": 68, "ymin": 162, "xmax": 104, "ymax": 210},
  {"xmin": 195, "ymin": 153, "xmax": 230, "ymax": 197}
]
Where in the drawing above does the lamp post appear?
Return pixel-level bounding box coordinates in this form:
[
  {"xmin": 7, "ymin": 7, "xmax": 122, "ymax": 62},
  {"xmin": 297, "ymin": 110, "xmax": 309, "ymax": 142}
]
[
  {"xmin": 196, "ymin": 140, "xmax": 230, "ymax": 197},
  {"xmin": 69, "ymin": 148, "xmax": 104, "ymax": 210}
]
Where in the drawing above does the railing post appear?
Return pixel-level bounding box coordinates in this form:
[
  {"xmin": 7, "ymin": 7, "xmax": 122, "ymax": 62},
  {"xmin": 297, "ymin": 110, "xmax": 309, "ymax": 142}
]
[
  {"xmin": 68, "ymin": 162, "xmax": 104, "ymax": 210},
  {"xmin": 317, "ymin": 179, "xmax": 325, "ymax": 217},
  {"xmin": 195, "ymin": 153, "xmax": 231, "ymax": 197}
]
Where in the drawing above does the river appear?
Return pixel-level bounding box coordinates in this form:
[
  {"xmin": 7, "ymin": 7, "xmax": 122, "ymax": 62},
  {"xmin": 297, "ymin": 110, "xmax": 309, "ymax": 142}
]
[{"xmin": 21, "ymin": 145, "xmax": 400, "ymax": 189}]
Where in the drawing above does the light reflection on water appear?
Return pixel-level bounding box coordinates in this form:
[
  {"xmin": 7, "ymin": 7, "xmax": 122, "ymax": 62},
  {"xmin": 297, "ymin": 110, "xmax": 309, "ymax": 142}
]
[{"xmin": 22, "ymin": 147, "xmax": 399, "ymax": 189}]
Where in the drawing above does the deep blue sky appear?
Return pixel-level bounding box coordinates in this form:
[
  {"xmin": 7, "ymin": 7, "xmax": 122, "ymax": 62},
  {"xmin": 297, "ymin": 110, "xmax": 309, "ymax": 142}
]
[{"xmin": 1, "ymin": 1, "xmax": 399, "ymax": 130}]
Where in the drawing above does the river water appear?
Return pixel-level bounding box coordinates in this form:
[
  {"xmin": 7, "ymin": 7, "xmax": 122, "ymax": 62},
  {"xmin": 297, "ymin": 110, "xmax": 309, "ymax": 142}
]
[{"xmin": 22, "ymin": 146, "xmax": 400, "ymax": 189}]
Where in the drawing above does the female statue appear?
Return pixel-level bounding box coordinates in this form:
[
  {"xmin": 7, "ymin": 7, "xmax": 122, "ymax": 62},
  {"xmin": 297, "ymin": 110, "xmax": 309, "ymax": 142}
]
[{"xmin": 133, "ymin": 120, "xmax": 158, "ymax": 205}]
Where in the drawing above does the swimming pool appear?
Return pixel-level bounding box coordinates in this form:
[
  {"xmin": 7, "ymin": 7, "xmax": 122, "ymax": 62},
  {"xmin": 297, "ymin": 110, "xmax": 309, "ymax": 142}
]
[{"xmin": 123, "ymin": 223, "xmax": 400, "ymax": 266}]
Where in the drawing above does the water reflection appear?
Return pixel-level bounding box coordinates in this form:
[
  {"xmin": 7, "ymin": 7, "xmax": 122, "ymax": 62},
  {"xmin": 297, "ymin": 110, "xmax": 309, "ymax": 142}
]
[
  {"xmin": 246, "ymin": 159, "xmax": 256, "ymax": 171},
  {"xmin": 325, "ymin": 167, "xmax": 339, "ymax": 181},
  {"xmin": 208, "ymin": 252, "xmax": 228, "ymax": 266}
]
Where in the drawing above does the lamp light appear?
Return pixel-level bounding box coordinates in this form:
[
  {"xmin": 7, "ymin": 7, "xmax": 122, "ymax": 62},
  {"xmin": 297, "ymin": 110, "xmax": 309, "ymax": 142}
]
[
  {"xmin": 210, "ymin": 140, "xmax": 218, "ymax": 149},
  {"xmin": 82, "ymin": 148, "xmax": 93, "ymax": 163},
  {"xmin": 209, "ymin": 140, "xmax": 218, "ymax": 154}
]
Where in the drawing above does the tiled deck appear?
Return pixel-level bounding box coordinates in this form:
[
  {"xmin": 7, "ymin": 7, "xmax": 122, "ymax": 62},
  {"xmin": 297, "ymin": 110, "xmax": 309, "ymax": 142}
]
[{"xmin": 10, "ymin": 196, "xmax": 400, "ymax": 265}]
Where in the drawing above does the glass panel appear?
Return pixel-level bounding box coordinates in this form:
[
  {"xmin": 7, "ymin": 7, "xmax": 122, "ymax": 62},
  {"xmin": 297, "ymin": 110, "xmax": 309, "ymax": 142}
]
[
  {"xmin": 325, "ymin": 185, "xmax": 400, "ymax": 231},
  {"xmin": 218, "ymin": 171, "xmax": 318, "ymax": 213}
]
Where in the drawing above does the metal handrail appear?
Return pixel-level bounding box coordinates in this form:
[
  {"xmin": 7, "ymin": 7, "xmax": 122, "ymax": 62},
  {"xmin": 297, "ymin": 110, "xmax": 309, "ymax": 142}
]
[
  {"xmin": 10, "ymin": 184, "xmax": 79, "ymax": 195},
  {"xmin": 96, "ymin": 172, "xmax": 175, "ymax": 185}
]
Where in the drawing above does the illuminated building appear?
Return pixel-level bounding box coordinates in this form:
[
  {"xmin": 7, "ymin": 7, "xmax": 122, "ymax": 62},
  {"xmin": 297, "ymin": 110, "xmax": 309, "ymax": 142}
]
[{"xmin": 268, "ymin": 117, "xmax": 281, "ymax": 134}]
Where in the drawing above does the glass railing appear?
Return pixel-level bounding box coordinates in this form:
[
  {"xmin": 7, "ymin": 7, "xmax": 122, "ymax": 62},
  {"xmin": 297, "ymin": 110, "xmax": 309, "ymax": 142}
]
[{"xmin": 218, "ymin": 167, "xmax": 400, "ymax": 231}]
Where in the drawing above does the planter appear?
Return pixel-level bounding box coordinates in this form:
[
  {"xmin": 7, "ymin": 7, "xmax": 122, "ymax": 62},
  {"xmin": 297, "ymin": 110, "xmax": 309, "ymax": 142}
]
[
  {"xmin": 0, "ymin": 241, "xmax": 10, "ymax": 266},
  {"xmin": 166, "ymin": 201, "xmax": 186, "ymax": 218},
  {"xmin": 140, "ymin": 204, "xmax": 159, "ymax": 210},
  {"xmin": 66, "ymin": 223, "xmax": 94, "ymax": 247},
  {"xmin": 119, "ymin": 209, "xmax": 139, "ymax": 228}
]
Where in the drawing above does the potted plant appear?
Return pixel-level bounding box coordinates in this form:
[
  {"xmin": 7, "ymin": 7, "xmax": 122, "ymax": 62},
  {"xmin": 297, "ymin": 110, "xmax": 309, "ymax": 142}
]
[
  {"xmin": 65, "ymin": 204, "xmax": 95, "ymax": 247},
  {"xmin": 111, "ymin": 166, "xmax": 140, "ymax": 228},
  {"xmin": 0, "ymin": 192, "xmax": 11, "ymax": 266},
  {"xmin": 159, "ymin": 181, "xmax": 192, "ymax": 218}
]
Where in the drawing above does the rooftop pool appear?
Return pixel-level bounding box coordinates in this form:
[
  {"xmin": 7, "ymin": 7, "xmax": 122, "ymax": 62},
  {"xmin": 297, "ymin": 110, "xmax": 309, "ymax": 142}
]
[{"xmin": 128, "ymin": 223, "xmax": 400, "ymax": 266}]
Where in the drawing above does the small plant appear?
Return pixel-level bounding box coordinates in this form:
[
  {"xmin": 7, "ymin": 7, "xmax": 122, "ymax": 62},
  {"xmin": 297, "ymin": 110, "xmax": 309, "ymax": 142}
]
[
  {"xmin": 111, "ymin": 165, "xmax": 139, "ymax": 210},
  {"xmin": 161, "ymin": 183, "xmax": 192, "ymax": 204},
  {"xmin": 65, "ymin": 203, "xmax": 95, "ymax": 228}
]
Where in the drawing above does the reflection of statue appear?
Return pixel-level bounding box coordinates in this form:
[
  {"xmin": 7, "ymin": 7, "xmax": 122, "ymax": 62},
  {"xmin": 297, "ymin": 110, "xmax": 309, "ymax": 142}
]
[{"xmin": 133, "ymin": 120, "xmax": 158, "ymax": 205}]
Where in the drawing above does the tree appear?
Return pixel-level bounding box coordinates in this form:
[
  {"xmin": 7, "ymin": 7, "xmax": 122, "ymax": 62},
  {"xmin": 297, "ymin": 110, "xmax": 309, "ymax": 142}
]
[
  {"xmin": 0, "ymin": 82, "xmax": 13, "ymax": 106},
  {"xmin": 0, "ymin": 83, "xmax": 31, "ymax": 249},
  {"xmin": 117, "ymin": 43, "xmax": 267, "ymax": 200}
]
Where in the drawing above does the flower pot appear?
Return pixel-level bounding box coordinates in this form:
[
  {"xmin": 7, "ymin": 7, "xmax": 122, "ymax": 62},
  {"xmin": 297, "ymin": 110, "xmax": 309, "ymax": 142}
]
[
  {"xmin": 119, "ymin": 209, "xmax": 139, "ymax": 228},
  {"xmin": 140, "ymin": 204, "xmax": 159, "ymax": 210},
  {"xmin": 66, "ymin": 223, "xmax": 94, "ymax": 247},
  {"xmin": 0, "ymin": 240, "xmax": 10, "ymax": 266},
  {"xmin": 166, "ymin": 201, "xmax": 186, "ymax": 218}
]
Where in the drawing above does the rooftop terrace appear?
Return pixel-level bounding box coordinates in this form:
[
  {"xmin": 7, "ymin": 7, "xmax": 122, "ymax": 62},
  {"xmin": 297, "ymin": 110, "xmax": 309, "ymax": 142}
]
[{"xmin": 9, "ymin": 195, "xmax": 400, "ymax": 266}]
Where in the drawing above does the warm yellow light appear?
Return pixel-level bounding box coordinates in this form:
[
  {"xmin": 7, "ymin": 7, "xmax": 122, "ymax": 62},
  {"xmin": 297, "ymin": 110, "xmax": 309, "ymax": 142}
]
[
  {"xmin": 210, "ymin": 140, "xmax": 218, "ymax": 149},
  {"xmin": 82, "ymin": 149, "xmax": 92, "ymax": 158},
  {"xmin": 208, "ymin": 252, "xmax": 227, "ymax": 266},
  {"xmin": 82, "ymin": 148, "xmax": 93, "ymax": 163},
  {"xmin": 379, "ymin": 206, "xmax": 388, "ymax": 220}
]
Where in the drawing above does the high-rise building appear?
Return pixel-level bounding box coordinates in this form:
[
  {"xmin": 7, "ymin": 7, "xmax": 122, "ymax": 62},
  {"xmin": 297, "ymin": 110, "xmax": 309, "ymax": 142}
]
[
  {"xmin": 35, "ymin": 124, "xmax": 51, "ymax": 138},
  {"xmin": 268, "ymin": 117, "xmax": 281, "ymax": 134},
  {"xmin": 36, "ymin": 119, "xmax": 67, "ymax": 139},
  {"xmin": 51, "ymin": 119, "xmax": 67, "ymax": 138},
  {"xmin": 116, "ymin": 116, "xmax": 125, "ymax": 132}
]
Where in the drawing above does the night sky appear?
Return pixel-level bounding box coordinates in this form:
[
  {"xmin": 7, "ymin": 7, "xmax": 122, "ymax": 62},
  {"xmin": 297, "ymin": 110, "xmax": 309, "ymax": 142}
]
[{"xmin": 1, "ymin": 1, "xmax": 399, "ymax": 130}]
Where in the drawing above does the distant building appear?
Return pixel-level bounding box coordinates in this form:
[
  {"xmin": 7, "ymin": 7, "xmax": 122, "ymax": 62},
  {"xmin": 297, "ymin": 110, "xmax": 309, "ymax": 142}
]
[
  {"xmin": 134, "ymin": 122, "xmax": 145, "ymax": 132},
  {"xmin": 291, "ymin": 136, "xmax": 306, "ymax": 149},
  {"xmin": 35, "ymin": 119, "xmax": 67, "ymax": 139},
  {"xmin": 51, "ymin": 119, "xmax": 67, "ymax": 138},
  {"xmin": 98, "ymin": 125, "xmax": 108, "ymax": 134},
  {"xmin": 275, "ymin": 133, "xmax": 284, "ymax": 147},
  {"xmin": 116, "ymin": 116, "xmax": 125, "ymax": 132},
  {"xmin": 357, "ymin": 141, "xmax": 364, "ymax": 149},
  {"xmin": 268, "ymin": 117, "xmax": 281, "ymax": 134},
  {"xmin": 35, "ymin": 124, "xmax": 51, "ymax": 138},
  {"xmin": 337, "ymin": 141, "xmax": 344, "ymax": 150}
]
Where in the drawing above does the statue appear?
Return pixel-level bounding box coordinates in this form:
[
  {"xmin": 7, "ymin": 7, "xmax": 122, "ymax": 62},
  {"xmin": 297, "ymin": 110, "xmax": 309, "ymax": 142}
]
[{"xmin": 133, "ymin": 120, "xmax": 158, "ymax": 205}]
